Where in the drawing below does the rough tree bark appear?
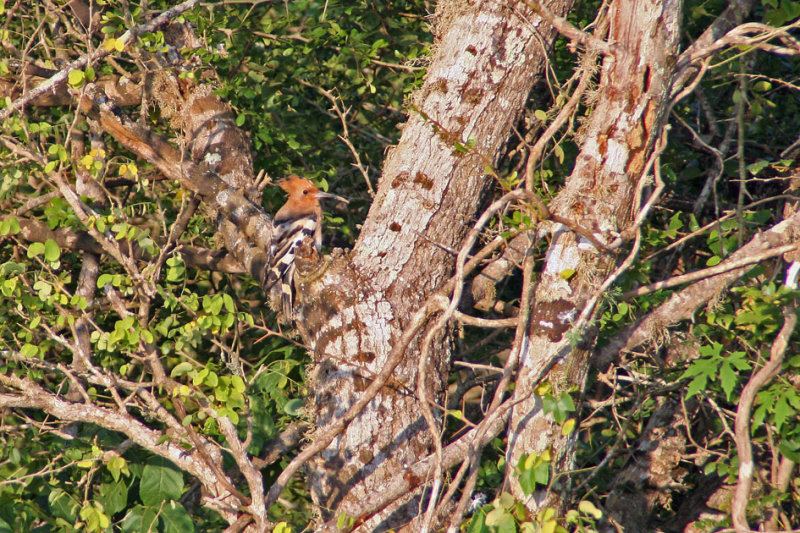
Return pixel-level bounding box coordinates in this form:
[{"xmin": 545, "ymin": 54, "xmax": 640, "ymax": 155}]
[
  {"xmin": 5, "ymin": 0, "xmax": 800, "ymax": 530},
  {"xmin": 288, "ymin": 0, "xmax": 572, "ymax": 528},
  {"xmin": 506, "ymin": 0, "xmax": 683, "ymax": 511}
]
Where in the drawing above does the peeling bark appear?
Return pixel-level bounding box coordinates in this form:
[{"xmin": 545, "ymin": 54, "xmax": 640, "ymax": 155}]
[
  {"xmin": 506, "ymin": 0, "xmax": 683, "ymax": 511},
  {"xmin": 291, "ymin": 0, "xmax": 573, "ymax": 527}
]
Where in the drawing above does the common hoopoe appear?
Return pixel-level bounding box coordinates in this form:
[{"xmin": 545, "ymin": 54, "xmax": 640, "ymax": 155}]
[{"xmin": 266, "ymin": 175, "xmax": 347, "ymax": 318}]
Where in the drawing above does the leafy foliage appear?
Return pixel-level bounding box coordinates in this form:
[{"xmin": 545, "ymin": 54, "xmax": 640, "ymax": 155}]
[{"xmin": 1, "ymin": 0, "xmax": 799, "ymax": 531}]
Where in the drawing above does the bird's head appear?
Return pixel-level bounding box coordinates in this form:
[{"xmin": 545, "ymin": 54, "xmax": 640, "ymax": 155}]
[{"xmin": 277, "ymin": 175, "xmax": 348, "ymax": 206}]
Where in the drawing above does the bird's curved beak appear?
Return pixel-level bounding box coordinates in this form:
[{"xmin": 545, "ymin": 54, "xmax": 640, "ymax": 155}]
[{"xmin": 315, "ymin": 191, "xmax": 349, "ymax": 204}]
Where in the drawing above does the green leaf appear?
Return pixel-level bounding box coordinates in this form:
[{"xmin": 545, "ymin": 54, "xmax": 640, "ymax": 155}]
[
  {"xmin": 746, "ymin": 159, "xmax": 770, "ymax": 176},
  {"xmin": 685, "ymin": 374, "xmax": 707, "ymax": 400},
  {"xmin": 778, "ymin": 440, "xmax": 800, "ymax": 463},
  {"xmin": 0, "ymin": 217, "xmax": 19, "ymax": 236},
  {"xmin": 223, "ymin": 293, "xmax": 235, "ymax": 313},
  {"xmin": 48, "ymin": 488, "xmax": 79, "ymax": 521},
  {"xmin": 170, "ymin": 362, "xmax": 194, "ymax": 377},
  {"xmin": 466, "ymin": 508, "xmax": 490, "ymax": 533},
  {"xmin": 578, "ymin": 500, "xmax": 603, "ymax": 519},
  {"xmin": 774, "ymin": 395, "xmax": 792, "ymax": 432},
  {"xmin": 121, "ymin": 505, "xmax": 159, "ymax": 533},
  {"xmin": 485, "ymin": 508, "xmax": 516, "ymax": 533},
  {"xmin": 284, "ymin": 398, "xmax": 304, "ymax": 416},
  {"xmin": 273, "ymin": 522, "xmax": 293, "ymax": 533},
  {"xmin": 79, "ymin": 503, "xmax": 110, "ymax": 532},
  {"xmin": 497, "ymin": 491, "xmax": 515, "ymax": 510},
  {"xmin": 231, "ymin": 375, "xmax": 246, "ymax": 393},
  {"xmin": 534, "ymin": 461, "xmax": 549, "ymax": 486},
  {"xmin": 27, "ymin": 241, "xmax": 45, "ymax": 258},
  {"xmin": 559, "ymin": 269, "xmax": 575, "ymax": 280},
  {"xmin": 556, "ymin": 392, "xmax": 575, "ymax": 413},
  {"xmin": 553, "ymin": 143, "xmax": 565, "ymax": 164},
  {"xmin": 68, "ymin": 69, "xmax": 85, "ymax": 87},
  {"xmin": 139, "ymin": 458, "xmax": 184, "ymax": 506},
  {"xmin": 107, "ymin": 456, "xmax": 129, "ymax": 481},
  {"xmin": 217, "ymin": 407, "xmax": 239, "ymax": 424},
  {"xmin": 44, "ymin": 238, "xmax": 60, "ymax": 262},
  {"xmin": 719, "ymin": 362, "xmax": 737, "ymax": 401},
  {"xmin": 97, "ymin": 479, "xmax": 128, "ymax": 516},
  {"xmin": 519, "ymin": 462, "xmax": 536, "ymax": 495},
  {"xmin": 160, "ymin": 502, "xmax": 195, "ymax": 533},
  {"xmin": 20, "ymin": 343, "xmax": 38, "ymax": 358},
  {"xmin": 484, "ymin": 508, "xmax": 509, "ymax": 526},
  {"xmin": 204, "ymin": 371, "xmax": 218, "ymax": 388},
  {"xmin": 336, "ymin": 514, "xmax": 351, "ymax": 530}
]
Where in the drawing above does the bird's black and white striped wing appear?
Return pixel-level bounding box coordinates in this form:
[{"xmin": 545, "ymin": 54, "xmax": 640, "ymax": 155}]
[{"xmin": 266, "ymin": 214, "xmax": 318, "ymax": 317}]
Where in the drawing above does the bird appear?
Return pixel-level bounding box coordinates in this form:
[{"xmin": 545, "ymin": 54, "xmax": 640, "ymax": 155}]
[{"xmin": 265, "ymin": 175, "xmax": 348, "ymax": 318}]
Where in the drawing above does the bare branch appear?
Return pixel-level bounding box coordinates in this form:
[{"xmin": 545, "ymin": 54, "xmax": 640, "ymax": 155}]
[
  {"xmin": 522, "ymin": 0, "xmax": 616, "ymax": 56},
  {"xmin": 676, "ymin": 20, "xmax": 800, "ymax": 82},
  {"xmin": 9, "ymin": 216, "xmax": 245, "ymax": 274},
  {"xmin": 731, "ymin": 303, "xmax": 797, "ymax": 532},
  {"xmin": 0, "ymin": 372, "xmax": 242, "ymax": 523},
  {"xmin": 624, "ymin": 243, "xmax": 799, "ymax": 298},
  {"xmin": 315, "ymin": 85, "xmax": 375, "ymax": 197},
  {"xmin": 0, "ymin": 0, "xmax": 201, "ymax": 122},
  {"xmin": 599, "ymin": 209, "xmax": 800, "ymax": 367}
]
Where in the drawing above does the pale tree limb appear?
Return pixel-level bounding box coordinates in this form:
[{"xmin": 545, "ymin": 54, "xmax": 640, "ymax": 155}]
[
  {"xmin": 0, "ymin": 372, "xmax": 242, "ymax": 524},
  {"xmin": 731, "ymin": 279, "xmax": 797, "ymax": 532},
  {"xmin": 623, "ymin": 243, "xmax": 799, "ymax": 298},
  {"xmin": 524, "ymin": 10, "xmax": 607, "ymax": 189},
  {"xmin": 765, "ymin": 455, "xmax": 796, "ymax": 531},
  {"xmin": 444, "ymin": 235, "xmax": 536, "ymax": 532},
  {"xmin": 676, "ymin": 18, "xmax": 800, "ymax": 85},
  {"xmin": 216, "ymin": 417, "xmax": 270, "ymax": 530},
  {"xmin": 598, "ymin": 209, "xmax": 800, "ymax": 367},
  {"xmin": 0, "ymin": 70, "xmax": 145, "ymax": 108}
]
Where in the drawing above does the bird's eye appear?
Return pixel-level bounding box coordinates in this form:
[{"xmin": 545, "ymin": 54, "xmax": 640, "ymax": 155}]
[{"xmin": 303, "ymin": 189, "xmax": 310, "ymax": 195}]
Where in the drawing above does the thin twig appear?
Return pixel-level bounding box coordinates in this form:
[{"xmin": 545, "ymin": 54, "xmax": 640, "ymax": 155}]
[
  {"xmin": 418, "ymin": 189, "xmax": 533, "ymax": 530},
  {"xmin": 624, "ymin": 243, "xmax": 798, "ymax": 298},
  {"xmin": 315, "ymin": 85, "xmax": 375, "ymax": 197},
  {"xmin": 0, "ymin": 0, "xmax": 202, "ymax": 121},
  {"xmin": 522, "ymin": 0, "xmax": 616, "ymax": 56}
]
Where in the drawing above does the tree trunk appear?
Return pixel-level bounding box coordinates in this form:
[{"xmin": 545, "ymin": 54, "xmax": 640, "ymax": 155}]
[
  {"xmin": 506, "ymin": 0, "xmax": 683, "ymax": 512},
  {"xmin": 292, "ymin": 0, "xmax": 573, "ymax": 528}
]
